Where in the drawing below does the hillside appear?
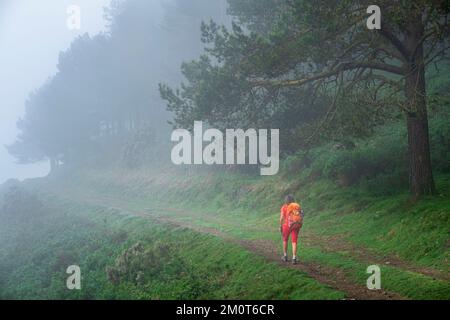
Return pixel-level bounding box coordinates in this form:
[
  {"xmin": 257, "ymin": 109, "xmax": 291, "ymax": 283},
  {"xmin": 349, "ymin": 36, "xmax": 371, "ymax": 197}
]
[
  {"xmin": 2, "ymin": 0, "xmax": 450, "ymax": 304},
  {"xmin": 1, "ymin": 118, "xmax": 449, "ymax": 300}
]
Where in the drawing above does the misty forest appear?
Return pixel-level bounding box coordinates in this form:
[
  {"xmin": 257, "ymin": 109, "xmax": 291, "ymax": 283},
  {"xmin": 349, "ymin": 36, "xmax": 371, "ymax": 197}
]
[{"xmin": 1, "ymin": 0, "xmax": 449, "ymax": 300}]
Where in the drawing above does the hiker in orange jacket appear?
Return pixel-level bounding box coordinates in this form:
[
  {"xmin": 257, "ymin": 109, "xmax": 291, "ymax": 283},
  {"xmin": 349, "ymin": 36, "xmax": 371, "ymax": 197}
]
[{"xmin": 280, "ymin": 194, "xmax": 304, "ymax": 264}]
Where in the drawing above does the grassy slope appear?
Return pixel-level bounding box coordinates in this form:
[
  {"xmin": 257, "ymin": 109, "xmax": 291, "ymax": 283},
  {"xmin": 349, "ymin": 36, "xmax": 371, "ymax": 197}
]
[
  {"xmin": 1, "ymin": 153, "xmax": 449, "ymax": 299},
  {"xmin": 21, "ymin": 159, "xmax": 449, "ymax": 300},
  {"xmin": 0, "ymin": 194, "xmax": 343, "ymax": 300},
  {"xmin": 2, "ymin": 101, "xmax": 449, "ymax": 299}
]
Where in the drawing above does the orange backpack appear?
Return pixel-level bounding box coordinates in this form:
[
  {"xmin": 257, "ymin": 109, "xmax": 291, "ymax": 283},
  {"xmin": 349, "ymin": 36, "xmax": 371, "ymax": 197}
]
[{"xmin": 287, "ymin": 202, "xmax": 303, "ymax": 227}]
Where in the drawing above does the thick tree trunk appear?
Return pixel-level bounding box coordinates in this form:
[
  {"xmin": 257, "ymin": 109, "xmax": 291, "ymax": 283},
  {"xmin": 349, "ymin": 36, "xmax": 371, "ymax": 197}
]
[
  {"xmin": 404, "ymin": 20, "xmax": 436, "ymax": 196},
  {"xmin": 405, "ymin": 109, "xmax": 436, "ymax": 196}
]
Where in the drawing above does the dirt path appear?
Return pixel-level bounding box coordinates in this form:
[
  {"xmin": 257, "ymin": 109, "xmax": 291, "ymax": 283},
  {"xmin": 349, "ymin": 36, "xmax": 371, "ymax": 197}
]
[
  {"xmin": 160, "ymin": 206, "xmax": 449, "ymax": 282},
  {"xmin": 300, "ymin": 232, "xmax": 450, "ymax": 282},
  {"xmin": 148, "ymin": 211, "xmax": 407, "ymax": 300},
  {"xmin": 85, "ymin": 200, "xmax": 407, "ymax": 300},
  {"xmin": 53, "ymin": 189, "xmax": 450, "ymax": 299},
  {"xmin": 51, "ymin": 187, "xmax": 450, "ymax": 299}
]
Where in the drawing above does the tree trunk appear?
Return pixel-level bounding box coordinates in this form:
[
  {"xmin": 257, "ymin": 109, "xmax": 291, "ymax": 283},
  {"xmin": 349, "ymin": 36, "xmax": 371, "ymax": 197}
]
[
  {"xmin": 404, "ymin": 21, "xmax": 436, "ymax": 196},
  {"xmin": 405, "ymin": 109, "xmax": 436, "ymax": 196}
]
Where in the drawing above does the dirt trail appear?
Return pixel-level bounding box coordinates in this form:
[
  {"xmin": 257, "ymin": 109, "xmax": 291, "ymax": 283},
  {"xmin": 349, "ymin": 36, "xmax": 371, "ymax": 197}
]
[
  {"xmin": 162, "ymin": 206, "xmax": 450, "ymax": 282},
  {"xmin": 300, "ymin": 232, "xmax": 450, "ymax": 282},
  {"xmin": 57, "ymin": 190, "xmax": 450, "ymax": 299},
  {"xmin": 151, "ymin": 214, "xmax": 407, "ymax": 300},
  {"xmin": 88, "ymin": 201, "xmax": 407, "ymax": 300}
]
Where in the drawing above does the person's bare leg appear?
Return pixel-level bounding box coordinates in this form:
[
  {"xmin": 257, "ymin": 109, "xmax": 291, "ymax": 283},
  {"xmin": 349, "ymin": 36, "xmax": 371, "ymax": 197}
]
[
  {"xmin": 283, "ymin": 240, "xmax": 288, "ymax": 256},
  {"xmin": 292, "ymin": 242, "xmax": 297, "ymax": 258}
]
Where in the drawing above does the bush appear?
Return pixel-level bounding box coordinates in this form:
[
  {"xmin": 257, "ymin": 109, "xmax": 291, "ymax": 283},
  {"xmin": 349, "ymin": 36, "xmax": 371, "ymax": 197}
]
[
  {"xmin": 0, "ymin": 187, "xmax": 46, "ymax": 222},
  {"xmin": 307, "ymin": 123, "xmax": 407, "ymax": 188},
  {"xmin": 105, "ymin": 240, "xmax": 212, "ymax": 299},
  {"xmin": 106, "ymin": 241, "xmax": 171, "ymax": 285},
  {"xmin": 285, "ymin": 100, "xmax": 449, "ymax": 195}
]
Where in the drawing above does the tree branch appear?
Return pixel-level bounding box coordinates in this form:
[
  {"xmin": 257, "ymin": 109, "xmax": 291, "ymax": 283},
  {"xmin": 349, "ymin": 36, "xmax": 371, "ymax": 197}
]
[{"xmin": 250, "ymin": 62, "xmax": 405, "ymax": 88}]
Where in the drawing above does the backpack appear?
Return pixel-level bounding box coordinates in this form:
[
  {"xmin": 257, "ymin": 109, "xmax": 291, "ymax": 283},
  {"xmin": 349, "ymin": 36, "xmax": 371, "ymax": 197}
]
[{"xmin": 287, "ymin": 202, "xmax": 304, "ymax": 228}]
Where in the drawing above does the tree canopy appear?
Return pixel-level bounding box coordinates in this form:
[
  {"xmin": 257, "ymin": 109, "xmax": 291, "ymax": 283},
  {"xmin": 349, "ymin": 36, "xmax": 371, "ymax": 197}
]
[
  {"xmin": 8, "ymin": 0, "xmax": 227, "ymax": 169},
  {"xmin": 160, "ymin": 0, "xmax": 449, "ymax": 195}
]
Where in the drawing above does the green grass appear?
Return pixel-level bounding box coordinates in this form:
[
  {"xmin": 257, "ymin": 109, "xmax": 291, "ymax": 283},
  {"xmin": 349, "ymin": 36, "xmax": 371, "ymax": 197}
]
[
  {"xmin": 0, "ymin": 195, "xmax": 343, "ymax": 300},
  {"xmin": 27, "ymin": 162, "xmax": 449, "ymax": 300},
  {"xmin": 56, "ymin": 166, "xmax": 449, "ymax": 268},
  {"xmin": 2, "ymin": 114, "xmax": 449, "ymax": 300}
]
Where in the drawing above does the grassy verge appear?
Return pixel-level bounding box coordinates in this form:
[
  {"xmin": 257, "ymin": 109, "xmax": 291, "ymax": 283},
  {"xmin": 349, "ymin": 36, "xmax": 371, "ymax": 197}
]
[
  {"xmin": 28, "ymin": 165, "xmax": 450, "ymax": 300},
  {"xmin": 0, "ymin": 193, "xmax": 344, "ymax": 300}
]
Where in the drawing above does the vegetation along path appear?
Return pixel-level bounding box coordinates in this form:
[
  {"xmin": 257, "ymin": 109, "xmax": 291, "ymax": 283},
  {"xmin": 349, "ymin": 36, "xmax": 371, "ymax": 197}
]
[{"xmin": 66, "ymin": 193, "xmax": 411, "ymax": 300}]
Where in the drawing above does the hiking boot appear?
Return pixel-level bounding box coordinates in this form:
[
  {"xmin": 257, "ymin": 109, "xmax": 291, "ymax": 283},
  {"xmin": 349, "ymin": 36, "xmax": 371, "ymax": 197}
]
[
  {"xmin": 292, "ymin": 257, "xmax": 298, "ymax": 265},
  {"xmin": 281, "ymin": 255, "xmax": 288, "ymax": 262}
]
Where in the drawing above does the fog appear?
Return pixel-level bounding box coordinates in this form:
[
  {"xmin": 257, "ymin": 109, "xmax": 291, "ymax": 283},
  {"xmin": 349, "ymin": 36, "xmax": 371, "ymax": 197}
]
[
  {"xmin": 0, "ymin": 0, "xmax": 448, "ymax": 301},
  {"xmin": 0, "ymin": 0, "xmax": 114, "ymax": 184},
  {"xmin": 0, "ymin": 0, "xmax": 229, "ymax": 184}
]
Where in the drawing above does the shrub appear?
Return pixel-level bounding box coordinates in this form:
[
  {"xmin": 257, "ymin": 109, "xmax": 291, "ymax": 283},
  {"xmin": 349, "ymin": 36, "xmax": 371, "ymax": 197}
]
[{"xmin": 284, "ymin": 98, "xmax": 449, "ymax": 195}]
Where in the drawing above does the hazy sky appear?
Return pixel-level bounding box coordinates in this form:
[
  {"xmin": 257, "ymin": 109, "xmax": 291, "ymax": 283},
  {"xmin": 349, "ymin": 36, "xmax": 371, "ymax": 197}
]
[{"xmin": 0, "ymin": 0, "xmax": 113, "ymax": 184}]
